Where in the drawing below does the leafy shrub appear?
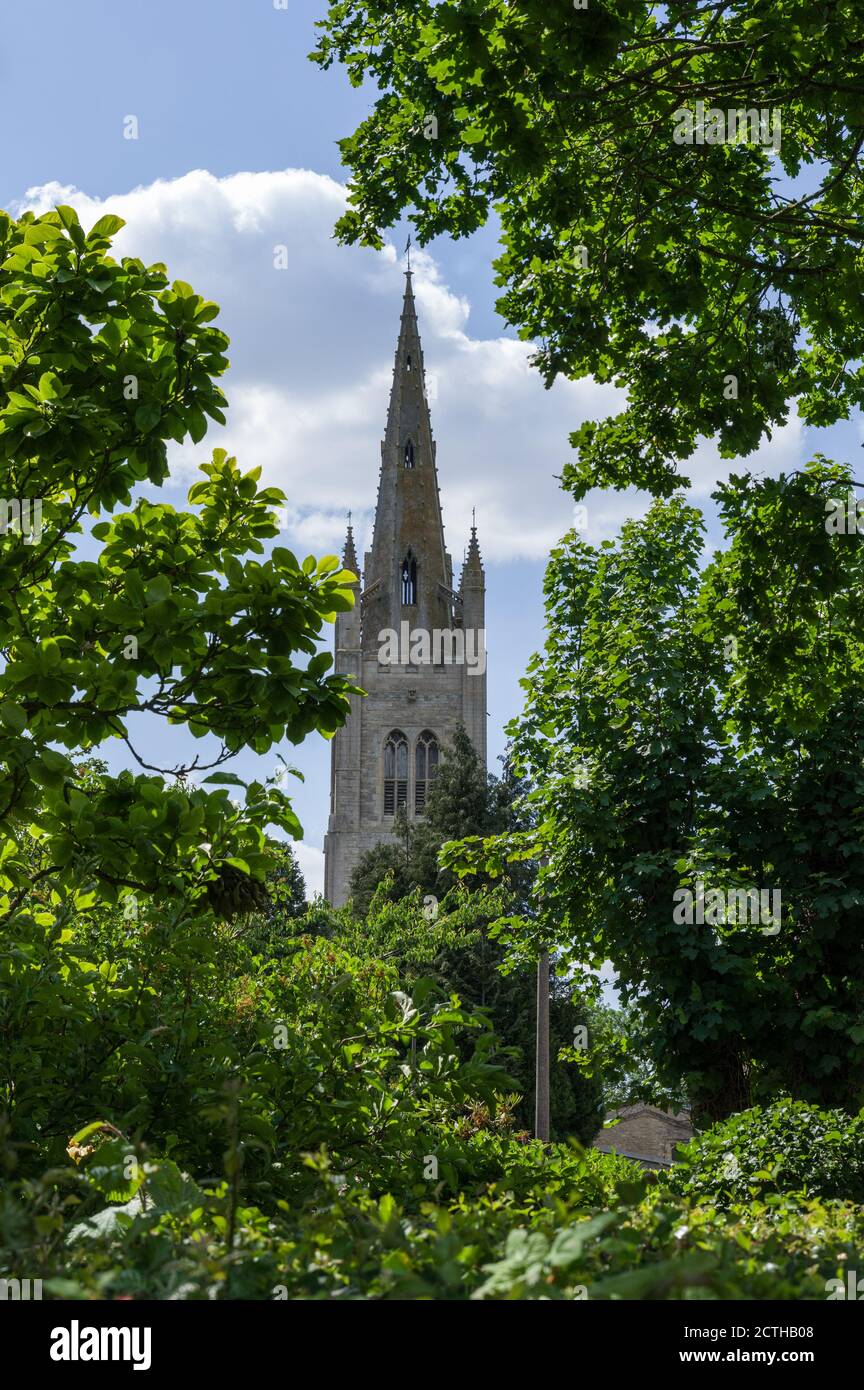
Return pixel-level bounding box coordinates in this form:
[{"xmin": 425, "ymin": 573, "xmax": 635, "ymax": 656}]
[
  {"xmin": 666, "ymin": 1100, "xmax": 864, "ymax": 1207},
  {"xmin": 4, "ymin": 1136, "xmax": 863, "ymax": 1300},
  {"xmin": 1, "ymin": 896, "xmax": 518, "ymax": 1205},
  {"xmin": 6, "ymin": 864, "xmax": 864, "ymax": 1301},
  {"xmin": 469, "ymin": 1187, "xmax": 864, "ymax": 1301},
  {"xmin": 433, "ymin": 1129, "xmax": 637, "ymax": 1207}
]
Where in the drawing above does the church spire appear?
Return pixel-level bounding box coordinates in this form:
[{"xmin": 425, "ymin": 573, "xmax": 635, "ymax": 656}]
[
  {"xmin": 324, "ymin": 270, "xmax": 488, "ymax": 907},
  {"xmin": 342, "ymin": 511, "xmax": 359, "ymax": 575},
  {"xmin": 363, "ymin": 271, "xmax": 453, "ymax": 650},
  {"xmin": 460, "ymin": 511, "xmax": 484, "ymax": 614},
  {"xmin": 461, "ymin": 509, "xmax": 483, "ymax": 579},
  {"xmin": 380, "ymin": 270, "xmax": 429, "ymax": 452}
]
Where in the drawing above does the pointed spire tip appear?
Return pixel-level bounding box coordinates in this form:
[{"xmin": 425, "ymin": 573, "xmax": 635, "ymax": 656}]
[{"xmin": 342, "ymin": 511, "xmax": 359, "ymax": 574}]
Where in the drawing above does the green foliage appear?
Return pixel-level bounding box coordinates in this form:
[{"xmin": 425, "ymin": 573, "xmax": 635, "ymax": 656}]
[
  {"xmin": 444, "ymin": 461, "xmax": 864, "ymax": 1122},
  {"xmin": 4, "ymin": 844, "xmax": 862, "ymax": 1300},
  {"xmin": 238, "ymin": 840, "xmax": 309, "ymax": 957},
  {"xmin": 347, "ymin": 729, "xmax": 603, "ymax": 1141},
  {"xmin": 467, "ymin": 1185, "xmax": 864, "ymax": 1301},
  {"xmin": 312, "ymin": 1, "xmax": 864, "ymax": 495},
  {"xmin": 6, "ymin": 1116, "xmax": 864, "ymax": 1299},
  {"xmin": 0, "ymin": 204, "xmax": 358, "ymax": 939},
  {"xmin": 1, "ymin": 892, "xmax": 513, "ymax": 1201},
  {"xmin": 348, "ymin": 835, "xmax": 414, "ymax": 917},
  {"xmin": 335, "ymin": 884, "xmax": 603, "ymax": 1142},
  {"xmin": 667, "ymin": 1101, "xmax": 864, "ymax": 1208},
  {"xmin": 583, "ymin": 1003, "xmax": 689, "ymax": 1114}
]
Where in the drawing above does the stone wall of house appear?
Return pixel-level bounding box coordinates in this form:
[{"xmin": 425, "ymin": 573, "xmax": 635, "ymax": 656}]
[{"xmin": 593, "ymin": 1105, "xmax": 693, "ymax": 1166}]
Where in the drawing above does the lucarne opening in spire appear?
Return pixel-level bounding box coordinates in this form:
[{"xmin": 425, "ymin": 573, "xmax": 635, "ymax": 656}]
[{"xmin": 401, "ymin": 552, "xmax": 417, "ymax": 606}]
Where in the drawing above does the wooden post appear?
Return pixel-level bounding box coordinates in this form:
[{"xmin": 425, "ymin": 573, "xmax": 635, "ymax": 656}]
[{"xmin": 535, "ymin": 950, "xmax": 550, "ymax": 1141}]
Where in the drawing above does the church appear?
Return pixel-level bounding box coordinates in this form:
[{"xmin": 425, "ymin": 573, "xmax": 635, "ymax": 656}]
[{"xmin": 323, "ymin": 270, "xmax": 487, "ymax": 906}]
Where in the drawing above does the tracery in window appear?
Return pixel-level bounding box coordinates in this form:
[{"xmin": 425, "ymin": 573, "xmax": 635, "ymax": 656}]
[
  {"xmin": 414, "ymin": 731, "xmax": 439, "ymax": 813},
  {"xmin": 383, "ymin": 730, "xmax": 408, "ymax": 815}
]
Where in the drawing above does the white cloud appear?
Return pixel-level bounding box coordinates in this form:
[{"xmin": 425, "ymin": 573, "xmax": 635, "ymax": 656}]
[
  {"xmin": 17, "ymin": 169, "xmax": 625, "ymax": 563},
  {"xmin": 16, "ymin": 168, "xmax": 812, "ymax": 568}
]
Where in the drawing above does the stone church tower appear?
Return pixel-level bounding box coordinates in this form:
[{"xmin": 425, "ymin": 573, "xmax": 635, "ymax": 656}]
[{"xmin": 323, "ymin": 270, "xmax": 487, "ymax": 905}]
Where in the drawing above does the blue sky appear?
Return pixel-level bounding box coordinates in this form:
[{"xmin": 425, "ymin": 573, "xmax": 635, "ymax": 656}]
[
  {"xmin": 0, "ymin": 0, "xmax": 505, "ymax": 335},
  {"xmin": 5, "ymin": 0, "xmax": 860, "ymax": 891}
]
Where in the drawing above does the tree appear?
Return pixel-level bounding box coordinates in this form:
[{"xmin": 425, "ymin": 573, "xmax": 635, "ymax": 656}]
[
  {"xmin": 348, "ymin": 838, "xmax": 412, "ymax": 917},
  {"xmin": 237, "ymin": 840, "xmax": 310, "ymax": 957},
  {"xmin": 265, "ymin": 841, "xmax": 308, "ymax": 921},
  {"xmin": 0, "ymin": 205, "xmax": 358, "ymax": 940},
  {"xmin": 312, "ymin": 1, "xmax": 864, "ymax": 495},
  {"xmin": 583, "ymin": 1003, "xmax": 689, "ymax": 1115},
  {"xmin": 446, "ymin": 459, "xmax": 864, "ymax": 1123},
  {"xmin": 346, "ymin": 727, "xmax": 603, "ymax": 1140}
]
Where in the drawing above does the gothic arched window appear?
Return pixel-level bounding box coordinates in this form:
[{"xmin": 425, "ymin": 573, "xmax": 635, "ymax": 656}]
[
  {"xmin": 414, "ymin": 731, "xmax": 439, "ymax": 813},
  {"xmin": 401, "ymin": 552, "xmax": 417, "ymax": 606},
  {"xmin": 383, "ymin": 730, "xmax": 408, "ymax": 815},
  {"xmin": 406, "ymin": 353, "xmax": 412, "ymax": 372},
  {"xmin": 404, "ymin": 438, "xmax": 415, "ymax": 469}
]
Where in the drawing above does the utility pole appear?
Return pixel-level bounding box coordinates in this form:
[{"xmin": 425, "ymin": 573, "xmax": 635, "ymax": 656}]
[{"xmin": 535, "ymin": 950, "xmax": 550, "ymax": 1141}]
